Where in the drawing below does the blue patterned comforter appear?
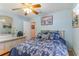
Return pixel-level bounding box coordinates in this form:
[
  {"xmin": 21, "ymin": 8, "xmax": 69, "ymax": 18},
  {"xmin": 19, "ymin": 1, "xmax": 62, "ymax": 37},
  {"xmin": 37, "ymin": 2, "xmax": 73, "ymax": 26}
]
[{"xmin": 9, "ymin": 38, "xmax": 68, "ymax": 56}]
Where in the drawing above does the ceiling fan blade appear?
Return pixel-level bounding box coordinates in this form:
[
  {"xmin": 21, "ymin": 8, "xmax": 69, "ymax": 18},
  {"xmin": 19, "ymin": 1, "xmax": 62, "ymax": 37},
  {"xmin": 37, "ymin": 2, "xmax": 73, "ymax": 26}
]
[
  {"xmin": 12, "ymin": 8, "xmax": 22, "ymax": 10},
  {"xmin": 21, "ymin": 3, "xmax": 32, "ymax": 5},
  {"xmin": 21, "ymin": 3, "xmax": 32, "ymax": 7},
  {"xmin": 32, "ymin": 9, "xmax": 39, "ymax": 15},
  {"xmin": 32, "ymin": 4, "xmax": 41, "ymax": 8}
]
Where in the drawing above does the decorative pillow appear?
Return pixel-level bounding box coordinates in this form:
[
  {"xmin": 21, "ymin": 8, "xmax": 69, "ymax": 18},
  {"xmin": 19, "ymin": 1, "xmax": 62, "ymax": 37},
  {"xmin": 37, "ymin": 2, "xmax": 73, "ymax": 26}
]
[
  {"xmin": 37, "ymin": 31, "xmax": 50, "ymax": 41},
  {"xmin": 42, "ymin": 31, "xmax": 50, "ymax": 40},
  {"xmin": 37, "ymin": 33, "xmax": 42, "ymax": 39},
  {"xmin": 49, "ymin": 32, "xmax": 54, "ymax": 40},
  {"xmin": 49, "ymin": 31, "xmax": 60, "ymax": 40},
  {"xmin": 41, "ymin": 33, "xmax": 49, "ymax": 40},
  {"xmin": 52, "ymin": 31, "xmax": 61, "ymax": 40}
]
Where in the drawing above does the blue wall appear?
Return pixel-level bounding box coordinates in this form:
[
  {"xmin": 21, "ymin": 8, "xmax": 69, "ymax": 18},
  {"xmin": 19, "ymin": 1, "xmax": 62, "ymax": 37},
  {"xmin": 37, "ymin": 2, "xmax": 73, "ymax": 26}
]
[{"xmin": 73, "ymin": 28, "xmax": 79, "ymax": 55}]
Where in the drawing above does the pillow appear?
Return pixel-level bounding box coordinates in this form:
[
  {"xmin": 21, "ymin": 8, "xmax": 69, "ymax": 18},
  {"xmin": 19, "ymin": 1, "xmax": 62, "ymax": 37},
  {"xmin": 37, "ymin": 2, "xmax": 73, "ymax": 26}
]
[
  {"xmin": 49, "ymin": 31, "xmax": 60, "ymax": 40},
  {"xmin": 42, "ymin": 31, "xmax": 50, "ymax": 40},
  {"xmin": 41, "ymin": 33, "xmax": 49, "ymax": 40},
  {"xmin": 49, "ymin": 32, "xmax": 54, "ymax": 40},
  {"xmin": 37, "ymin": 33, "xmax": 42, "ymax": 39},
  {"xmin": 53, "ymin": 31, "xmax": 61, "ymax": 40},
  {"xmin": 37, "ymin": 31, "xmax": 50, "ymax": 41}
]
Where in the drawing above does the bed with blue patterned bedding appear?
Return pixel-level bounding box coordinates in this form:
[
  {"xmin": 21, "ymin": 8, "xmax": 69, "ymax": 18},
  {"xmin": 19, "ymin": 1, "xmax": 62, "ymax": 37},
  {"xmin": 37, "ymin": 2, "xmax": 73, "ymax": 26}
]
[{"xmin": 9, "ymin": 31, "xmax": 68, "ymax": 56}]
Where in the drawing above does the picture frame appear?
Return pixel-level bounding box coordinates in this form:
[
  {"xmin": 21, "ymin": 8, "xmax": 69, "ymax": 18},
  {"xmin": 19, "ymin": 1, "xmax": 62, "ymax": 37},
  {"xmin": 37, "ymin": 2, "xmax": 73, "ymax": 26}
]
[
  {"xmin": 72, "ymin": 13, "xmax": 79, "ymax": 28},
  {"xmin": 41, "ymin": 16, "xmax": 53, "ymax": 25}
]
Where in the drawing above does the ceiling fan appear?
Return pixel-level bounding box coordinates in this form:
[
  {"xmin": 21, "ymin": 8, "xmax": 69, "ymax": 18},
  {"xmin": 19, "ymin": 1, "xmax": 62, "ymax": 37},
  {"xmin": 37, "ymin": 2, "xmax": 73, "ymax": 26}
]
[{"xmin": 12, "ymin": 3, "xmax": 41, "ymax": 15}]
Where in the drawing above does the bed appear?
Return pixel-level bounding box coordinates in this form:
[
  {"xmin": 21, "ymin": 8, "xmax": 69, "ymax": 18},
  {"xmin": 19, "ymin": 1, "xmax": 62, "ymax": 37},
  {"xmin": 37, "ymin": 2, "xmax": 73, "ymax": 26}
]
[{"xmin": 9, "ymin": 30, "xmax": 69, "ymax": 56}]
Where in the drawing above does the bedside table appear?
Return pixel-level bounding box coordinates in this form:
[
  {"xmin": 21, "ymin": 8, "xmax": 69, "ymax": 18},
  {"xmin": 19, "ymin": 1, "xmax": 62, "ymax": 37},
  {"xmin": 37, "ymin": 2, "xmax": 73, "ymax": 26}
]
[
  {"xmin": 0, "ymin": 49, "xmax": 9, "ymax": 56},
  {"xmin": 68, "ymin": 48, "xmax": 74, "ymax": 56}
]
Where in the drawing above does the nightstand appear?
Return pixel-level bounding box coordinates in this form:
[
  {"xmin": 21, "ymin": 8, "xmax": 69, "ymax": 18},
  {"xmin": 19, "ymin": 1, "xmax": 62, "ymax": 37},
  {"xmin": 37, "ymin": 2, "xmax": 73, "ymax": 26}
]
[
  {"xmin": 68, "ymin": 48, "xmax": 74, "ymax": 56},
  {"xmin": 0, "ymin": 49, "xmax": 9, "ymax": 56}
]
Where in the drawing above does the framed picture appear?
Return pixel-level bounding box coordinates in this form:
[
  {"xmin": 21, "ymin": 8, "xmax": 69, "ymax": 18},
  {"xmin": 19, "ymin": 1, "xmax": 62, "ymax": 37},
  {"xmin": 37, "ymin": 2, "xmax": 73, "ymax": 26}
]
[
  {"xmin": 41, "ymin": 16, "xmax": 53, "ymax": 25},
  {"xmin": 72, "ymin": 13, "xmax": 79, "ymax": 28}
]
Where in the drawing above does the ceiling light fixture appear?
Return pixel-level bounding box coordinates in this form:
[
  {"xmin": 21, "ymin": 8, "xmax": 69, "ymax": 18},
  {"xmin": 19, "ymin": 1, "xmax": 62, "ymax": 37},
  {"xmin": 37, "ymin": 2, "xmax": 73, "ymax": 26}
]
[
  {"xmin": 23, "ymin": 8, "xmax": 32, "ymax": 14},
  {"xmin": 12, "ymin": 3, "xmax": 41, "ymax": 15}
]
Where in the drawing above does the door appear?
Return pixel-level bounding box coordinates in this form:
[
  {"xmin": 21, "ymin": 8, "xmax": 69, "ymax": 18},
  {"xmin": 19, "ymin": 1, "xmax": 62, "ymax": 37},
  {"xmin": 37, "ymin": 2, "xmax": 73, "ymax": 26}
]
[
  {"xmin": 31, "ymin": 22, "xmax": 36, "ymax": 38},
  {"xmin": 23, "ymin": 21, "xmax": 31, "ymax": 39}
]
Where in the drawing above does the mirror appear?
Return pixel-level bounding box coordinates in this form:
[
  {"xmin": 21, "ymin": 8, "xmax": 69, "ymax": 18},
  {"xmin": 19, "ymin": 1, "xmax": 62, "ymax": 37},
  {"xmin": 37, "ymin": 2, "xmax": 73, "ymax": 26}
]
[{"xmin": 0, "ymin": 16, "xmax": 12, "ymax": 34}]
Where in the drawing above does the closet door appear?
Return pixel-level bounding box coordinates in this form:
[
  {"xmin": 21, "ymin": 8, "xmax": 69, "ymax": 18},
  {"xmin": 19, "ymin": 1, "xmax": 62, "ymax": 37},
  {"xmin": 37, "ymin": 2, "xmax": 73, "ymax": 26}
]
[{"xmin": 23, "ymin": 21, "xmax": 31, "ymax": 39}]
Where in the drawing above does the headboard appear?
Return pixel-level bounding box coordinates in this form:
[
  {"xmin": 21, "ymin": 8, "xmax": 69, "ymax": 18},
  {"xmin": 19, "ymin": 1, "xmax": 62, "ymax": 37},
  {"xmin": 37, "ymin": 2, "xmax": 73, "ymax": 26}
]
[{"xmin": 41, "ymin": 30, "xmax": 65, "ymax": 38}]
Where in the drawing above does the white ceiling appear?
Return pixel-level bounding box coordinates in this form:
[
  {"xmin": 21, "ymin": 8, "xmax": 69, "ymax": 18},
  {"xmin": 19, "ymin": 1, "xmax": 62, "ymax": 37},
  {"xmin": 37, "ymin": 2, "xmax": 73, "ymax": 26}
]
[
  {"xmin": 41, "ymin": 3, "xmax": 74, "ymax": 13},
  {"xmin": 0, "ymin": 3, "xmax": 75, "ymax": 16}
]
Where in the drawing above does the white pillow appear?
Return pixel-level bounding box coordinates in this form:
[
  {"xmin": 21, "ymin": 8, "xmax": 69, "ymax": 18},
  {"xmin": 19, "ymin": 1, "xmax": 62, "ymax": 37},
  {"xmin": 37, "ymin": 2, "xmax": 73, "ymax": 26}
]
[{"xmin": 42, "ymin": 33, "xmax": 49, "ymax": 40}]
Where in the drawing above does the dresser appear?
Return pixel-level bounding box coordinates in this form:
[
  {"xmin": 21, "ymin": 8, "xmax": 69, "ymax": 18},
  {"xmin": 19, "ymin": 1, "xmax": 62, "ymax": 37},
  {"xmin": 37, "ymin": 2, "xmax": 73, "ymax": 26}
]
[{"xmin": 0, "ymin": 36, "xmax": 26, "ymax": 56}]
